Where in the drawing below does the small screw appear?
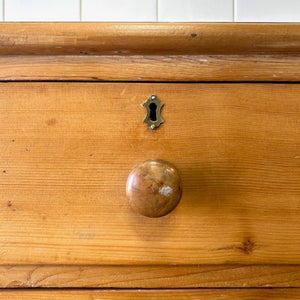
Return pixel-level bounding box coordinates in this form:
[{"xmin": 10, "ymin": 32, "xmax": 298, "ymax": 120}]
[
  {"xmin": 151, "ymin": 95, "xmax": 156, "ymax": 100},
  {"xmin": 150, "ymin": 124, "xmax": 155, "ymax": 130}
]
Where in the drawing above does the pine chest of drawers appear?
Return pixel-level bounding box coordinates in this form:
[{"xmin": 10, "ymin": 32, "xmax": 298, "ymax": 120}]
[{"xmin": 0, "ymin": 23, "xmax": 300, "ymax": 299}]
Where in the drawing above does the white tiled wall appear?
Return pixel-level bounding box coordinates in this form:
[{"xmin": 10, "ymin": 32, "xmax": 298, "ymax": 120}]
[
  {"xmin": 5, "ymin": 0, "xmax": 80, "ymax": 21},
  {"xmin": 82, "ymin": 0, "xmax": 156, "ymax": 21},
  {"xmin": 0, "ymin": 1, "xmax": 3, "ymax": 21},
  {"xmin": 0, "ymin": 0, "xmax": 300, "ymax": 22},
  {"xmin": 235, "ymin": 0, "xmax": 300, "ymax": 22},
  {"xmin": 158, "ymin": 0, "xmax": 233, "ymax": 22}
]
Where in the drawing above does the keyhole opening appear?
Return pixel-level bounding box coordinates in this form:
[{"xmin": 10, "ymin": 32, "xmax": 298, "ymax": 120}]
[{"xmin": 149, "ymin": 102, "xmax": 157, "ymax": 122}]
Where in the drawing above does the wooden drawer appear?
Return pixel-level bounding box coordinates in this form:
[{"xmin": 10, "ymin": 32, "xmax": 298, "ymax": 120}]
[
  {"xmin": 0, "ymin": 82, "xmax": 299, "ymax": 266},
  {"xmin": 1, "ymin": 23, "xmax": 300, "ymax": 295}
]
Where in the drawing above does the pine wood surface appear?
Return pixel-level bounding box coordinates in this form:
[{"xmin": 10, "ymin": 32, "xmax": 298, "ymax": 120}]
[
  {"xmin": 0, "ymin": 289, "xmax": 299, "ymax": 299},
  {"xmin": 0, "ymin": 82, "xmax": 299, "ymax": 265},
  {"xmin": 1, "ymin": 24, "xmax": 300, "ymax": 82},
  {"xmin": 0, "ymin": 23, "xmax": 300, "ymax": 55},
  {"xmin": 0, "ymin": 265, "xmax": 299, "ymax": 288},
  {"xmin": 1, "ymin": 55, "xmax": 300, "ymax": 82},
  {"xmin": 1, "ymin": 22, "xmax": 300, "ymax": 292}
]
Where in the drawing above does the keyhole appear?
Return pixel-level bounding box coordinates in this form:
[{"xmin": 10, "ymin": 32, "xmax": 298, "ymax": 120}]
[{"xmin": 149, "ymin": 102, "xmax": 157, "ymax": 121}]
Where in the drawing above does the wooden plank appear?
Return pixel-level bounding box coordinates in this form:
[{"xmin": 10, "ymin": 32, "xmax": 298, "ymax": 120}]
[
  {"xmin": 0, "ymin": 83, "xmax": 300, "ymax": 265},
  {"xmin": 0, "ymin": 289, "xmax": 299, "ymax": 300},
  {"xmin": 1, "ymin": 55, "xmax": 300, "ymax": 82},
  {"xmin": 1, "ymin": 24, "xmax": 300, "ymax": 82},
  {"xmin": 0, "ymin": 23, "xmax": 300, "ymax": 55},
  {"xmin": 0, "ymin": 265, "xmax": 299, "ymax": 288}
]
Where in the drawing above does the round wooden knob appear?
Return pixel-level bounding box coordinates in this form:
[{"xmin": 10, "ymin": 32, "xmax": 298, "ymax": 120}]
[{"xmin": 126, "ymin": 159, "xmax": 182, "ymax": 218}]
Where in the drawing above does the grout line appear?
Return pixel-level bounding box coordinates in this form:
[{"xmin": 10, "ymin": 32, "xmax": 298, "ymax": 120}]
[
  {"xmin": 80, "ymin": 0, "xmax": 82, "ymax": 21},
  {"xmin": 2, "ymin": 0, "xmax": 4, "ymax": 22},
  {"xmin": 156, "ymin": 0, "xmax": 158, "ymax": 22}
]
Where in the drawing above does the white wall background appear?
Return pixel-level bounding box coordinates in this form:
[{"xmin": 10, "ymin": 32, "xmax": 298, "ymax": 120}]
[{"xmin": 1, "ymin": 0, "xmax": 300, "ymax": 22}]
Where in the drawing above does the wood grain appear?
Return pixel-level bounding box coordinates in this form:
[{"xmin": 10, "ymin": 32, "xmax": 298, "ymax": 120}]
[
  {"xmin": 0, "ymin": 23, "xmax": 300, "ymax": 55},
  {"xmin": 0, "ymin": 83, "xmax": 300, "ymax": 265},
  {"xmin": 1, "ymin": 55, "xmax": 300, "ymax": 82},
  {"xmin": 0, "ymin": 265, "xmax": 299, "ymax": 288},
  {"xmin": 0, "ymin": 289, "xmax": 299, "ymax": 299}
]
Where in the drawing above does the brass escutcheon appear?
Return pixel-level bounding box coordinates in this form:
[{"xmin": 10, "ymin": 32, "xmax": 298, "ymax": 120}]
[{"xmin": 142, "ymin": 95, "xmax": 164, "ymax": 130}]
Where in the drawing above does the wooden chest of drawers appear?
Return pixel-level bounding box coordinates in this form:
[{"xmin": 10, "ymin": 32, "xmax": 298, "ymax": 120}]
[{"xmin": 0, "ymin": 23, "xmax": 300, "ymax": 299}]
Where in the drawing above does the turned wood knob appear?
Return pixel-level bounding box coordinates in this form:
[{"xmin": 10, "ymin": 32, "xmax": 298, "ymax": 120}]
[{"xmin": 126, "ymin": 159, "xmax": 182, "ymax": 217}]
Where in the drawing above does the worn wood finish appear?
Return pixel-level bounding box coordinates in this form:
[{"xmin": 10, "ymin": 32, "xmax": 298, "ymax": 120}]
[
  {"xmin": 0, "ymin": 289, "xmax": 299, "ymax": 299},
  {"xmin": 1, "ymin": 55, "xmax": 300, "ymax": 82},
  {"xmin": 0, "ymin": 265, "xmax": 299, "ymax": 288},
  {"xmin": 1, "ymin": 23, "xmax": 300, "ymax": 55},
  {"xmin": 0, "ymin": 82, "xmax": 300, "ymax": 265},
  {"xmin": 1, "ymin": 24, "xmax": 300, "ymax": 82}
]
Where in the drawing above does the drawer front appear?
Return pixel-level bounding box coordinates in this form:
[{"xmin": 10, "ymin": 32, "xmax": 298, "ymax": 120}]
[{"xmin": 0, "ymin": 83, "xmax": 299, "ymax": 265}]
